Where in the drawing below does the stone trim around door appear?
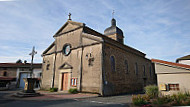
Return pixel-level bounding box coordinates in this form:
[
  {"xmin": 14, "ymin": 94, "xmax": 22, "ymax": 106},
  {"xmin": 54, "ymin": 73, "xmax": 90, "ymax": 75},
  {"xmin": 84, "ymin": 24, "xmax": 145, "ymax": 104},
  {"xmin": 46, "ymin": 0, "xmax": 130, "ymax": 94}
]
[{"xmin": 58, "ymin": 69, "xmax": 71, "ymax": 91}]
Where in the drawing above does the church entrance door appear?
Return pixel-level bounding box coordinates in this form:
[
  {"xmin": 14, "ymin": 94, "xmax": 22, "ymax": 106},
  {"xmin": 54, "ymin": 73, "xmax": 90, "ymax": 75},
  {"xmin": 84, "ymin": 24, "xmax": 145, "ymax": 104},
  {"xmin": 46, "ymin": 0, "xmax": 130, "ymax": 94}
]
[{"xmin": 61, "ymin": 73, "xmax": 69, "ymax": 90}]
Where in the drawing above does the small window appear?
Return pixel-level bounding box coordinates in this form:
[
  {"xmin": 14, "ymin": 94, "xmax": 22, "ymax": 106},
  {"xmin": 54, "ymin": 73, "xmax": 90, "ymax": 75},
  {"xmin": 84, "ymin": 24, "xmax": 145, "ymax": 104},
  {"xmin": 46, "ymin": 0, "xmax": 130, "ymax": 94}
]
[
  {"xmin": 110, "ymin": 56, "xmax": 115, "ymax": 72},
  {"xmin": 169, "ymin": 84, "xmax": 179, "ymax": 91},
  {"xmin": 135, "ymin": 63, "xmax": 138, "ymax": 75},
  {"xmin": 3, "ymin": 71, "xmax": 7, "ymax": 76},
  {"xmin": 125, "ymin": 60, "xmax": 129, "ymax": 74},
  {"xmin": 39, "ymin": 73, "xmax": 42, "ymax": 77},
  {"xmin": 71, "ymin": 78, "xmax": 77, "ymax": 87},
  {"xmin": 46, "ymin": 63, "xmax": 50, "ymax": 70},
  {"xmin": 143, "ymin": 65, "xmax": 146, "ymax": 76}
]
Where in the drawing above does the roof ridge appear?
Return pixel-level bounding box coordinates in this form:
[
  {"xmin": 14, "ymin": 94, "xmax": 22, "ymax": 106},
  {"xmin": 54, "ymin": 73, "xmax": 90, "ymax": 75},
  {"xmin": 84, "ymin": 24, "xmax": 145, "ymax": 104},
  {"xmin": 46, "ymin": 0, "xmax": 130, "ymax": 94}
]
[{"xmin": 152, "ymin": 59, "xmax": 190, "ymax": 69}]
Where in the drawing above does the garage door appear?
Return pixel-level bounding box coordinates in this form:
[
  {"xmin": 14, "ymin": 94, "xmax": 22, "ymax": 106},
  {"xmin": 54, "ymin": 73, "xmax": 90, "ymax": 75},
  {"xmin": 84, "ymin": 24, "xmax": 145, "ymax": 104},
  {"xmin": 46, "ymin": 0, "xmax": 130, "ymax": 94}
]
[{"xmin": 19, "ymin": 73, "xmax": 29, "ymax": 88}]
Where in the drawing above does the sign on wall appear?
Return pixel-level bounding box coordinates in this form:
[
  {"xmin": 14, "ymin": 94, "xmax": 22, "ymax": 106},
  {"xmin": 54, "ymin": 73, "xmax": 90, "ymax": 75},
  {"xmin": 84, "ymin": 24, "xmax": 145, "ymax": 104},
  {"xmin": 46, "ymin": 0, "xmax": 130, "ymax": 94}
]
[{"xmin": 159, "ymin": 84, "xmax": 167, "ymax": 91}]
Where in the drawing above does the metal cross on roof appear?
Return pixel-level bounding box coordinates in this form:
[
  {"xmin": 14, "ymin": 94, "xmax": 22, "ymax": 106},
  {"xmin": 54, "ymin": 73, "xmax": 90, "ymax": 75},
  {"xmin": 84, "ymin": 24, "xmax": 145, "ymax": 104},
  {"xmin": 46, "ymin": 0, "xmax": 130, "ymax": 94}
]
[
  {"xmin": 29, "ymin": 46, "xmax": 37, "ymax": 78},
  {"xmin": 112, "ymin": 10, "xmax": 115, "ymax": 18},
  {"xmin": 68, "ymin": 13, "xmax": 72, "ymax": 20}
]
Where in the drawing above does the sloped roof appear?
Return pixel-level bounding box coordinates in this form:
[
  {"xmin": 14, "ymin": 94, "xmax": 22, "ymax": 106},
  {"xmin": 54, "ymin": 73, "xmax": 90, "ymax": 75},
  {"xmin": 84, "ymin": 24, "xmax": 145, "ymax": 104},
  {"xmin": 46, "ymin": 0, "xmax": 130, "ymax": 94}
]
[
  {"xmin": 0, "ymin": 76, "xmax": 16, "ymax": 81},
  {"xmin": 83, "ymin": 26, "xmax": 146, "ymax": 57},
  {"xmin": 53, "ymin": 20, "xmax": 85, "ymax": 37},
  {"xmin": 176, "ymin": 55, "xmax": 190, "ymax": 62},
  {"xmin": 0, "ymin": 63, "xmax": 42, "ymax": 68},
  {"xmin": 104, "ymin": 18, "xmax": 124, "ymax": 37},
  {"xmin": 42, "ymin": 41, "xmax": 55, "ymax": 55},
  {"xmin": 43, "ymin": 20, "xmax": 146, "ymax": 57},
  {"xmin": 152, "ymin": 59, "xmax": 190, "ymax": 69}
]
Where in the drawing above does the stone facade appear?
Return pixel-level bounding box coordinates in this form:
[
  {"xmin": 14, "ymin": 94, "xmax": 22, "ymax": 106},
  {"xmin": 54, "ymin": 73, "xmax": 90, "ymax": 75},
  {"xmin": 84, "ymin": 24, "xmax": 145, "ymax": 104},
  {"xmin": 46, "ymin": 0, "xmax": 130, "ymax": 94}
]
[
  {"xmin": 41, "ymin": 19, "xmax": 156, "ymax": 96},
  {"xmin": 103, "ymin": 43, "xmax": 156, "ymax": 95},
  {"xmin": 0, "ymin": 67, "xmax": 17, "ymax": 77}
]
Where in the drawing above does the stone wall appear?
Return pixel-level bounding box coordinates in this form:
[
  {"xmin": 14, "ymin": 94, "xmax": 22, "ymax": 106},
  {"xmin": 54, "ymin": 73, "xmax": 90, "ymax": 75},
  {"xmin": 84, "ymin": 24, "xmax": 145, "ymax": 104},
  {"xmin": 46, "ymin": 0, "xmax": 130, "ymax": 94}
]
[
  {"xmin": 81, "ymin": 43, "xmax": 102, "ymax": 94},
  {"xmin": 41, "ymin": 54, "xmax": 55, "ymax": 90},
  {"xmin": 0, "ymin": 68, "xmax": 17, "ymax": 77},
  {"xmin": 41, "ymin": 27, "xmax": 103, "ymax": 94},
  {"xmin": 103, "ymin": 43, "xmax": 156, "ymax": 95}
]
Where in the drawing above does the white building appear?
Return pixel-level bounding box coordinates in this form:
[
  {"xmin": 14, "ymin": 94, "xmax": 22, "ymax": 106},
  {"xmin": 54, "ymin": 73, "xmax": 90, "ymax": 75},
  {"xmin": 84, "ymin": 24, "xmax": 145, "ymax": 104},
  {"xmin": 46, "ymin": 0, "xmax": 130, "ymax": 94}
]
[
  {"xmin": 152, "ymin": 59, "xmax": 190, "ymax": 95},
  {"xmin": 176, "ymin": 55, "xmax": 190, "ymax": 65}
]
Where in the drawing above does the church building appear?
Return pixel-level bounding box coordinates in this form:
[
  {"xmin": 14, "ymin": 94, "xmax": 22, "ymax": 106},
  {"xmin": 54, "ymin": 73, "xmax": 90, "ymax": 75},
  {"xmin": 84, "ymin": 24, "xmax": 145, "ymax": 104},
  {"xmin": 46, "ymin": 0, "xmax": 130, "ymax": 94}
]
[{"xmin": 41, "ymin": 15, "xmax": 156, "ymax": 96}]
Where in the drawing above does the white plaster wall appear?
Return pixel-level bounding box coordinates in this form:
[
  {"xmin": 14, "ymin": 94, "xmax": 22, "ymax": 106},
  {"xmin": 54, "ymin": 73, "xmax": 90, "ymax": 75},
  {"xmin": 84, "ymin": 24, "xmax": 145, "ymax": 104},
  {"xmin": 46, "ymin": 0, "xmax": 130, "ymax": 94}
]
[
  {"xmin": 178, "ymin": 60, "xmax": 190, "ymax": 65},
  {"xmin": 155, "ymin": 63, "xmax": 190, "ymax": 95},
  {"xmin": 33, "ymin": 68, "xmax": 42, "ymax": 78}
]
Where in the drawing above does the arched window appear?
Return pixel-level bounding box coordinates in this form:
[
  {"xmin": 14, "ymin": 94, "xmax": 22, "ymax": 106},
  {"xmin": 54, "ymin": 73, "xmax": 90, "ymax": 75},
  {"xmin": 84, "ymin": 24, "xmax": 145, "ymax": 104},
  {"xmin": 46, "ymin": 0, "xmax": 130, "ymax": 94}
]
[
  {"xmin": 3, "ymin": 71, "xmax": 7, "ymax": 76},
  {"xmin": 110, "ymin": 56, "xmax": 115, "ymax": 72},
  {"xmin": 143, "ymin": 65, "xmax": 146, "ymax": 76},
  {"xmin": 125, "ymin": 60, "xmax": 129, "ymax": 74},
  {"xmin": 46, "ymin": 61, "xmax": 50, "ymax": 70},
  {"xmin": 135, "ymin": 63, "xmax": 138, "ymax": 75}
]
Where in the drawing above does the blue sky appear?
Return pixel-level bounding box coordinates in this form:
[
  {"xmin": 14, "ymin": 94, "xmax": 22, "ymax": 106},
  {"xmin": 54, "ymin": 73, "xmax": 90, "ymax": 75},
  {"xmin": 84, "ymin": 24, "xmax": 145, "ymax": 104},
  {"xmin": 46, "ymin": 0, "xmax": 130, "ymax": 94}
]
[{"xmin": 0, "ymin": 0, "xmax": 190, "ymax": 63}]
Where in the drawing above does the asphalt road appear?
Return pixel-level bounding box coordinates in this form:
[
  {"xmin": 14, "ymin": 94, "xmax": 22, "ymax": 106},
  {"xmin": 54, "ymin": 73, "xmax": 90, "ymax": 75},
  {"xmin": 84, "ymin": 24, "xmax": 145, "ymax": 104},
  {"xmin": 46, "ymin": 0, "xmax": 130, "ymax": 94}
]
[
  {"xmin": 0, "ymin": 99, "xmax": 130, "ymax": 107},
  {"xmin": 0, "ymin": 90, "xmax": 132, "ymax": 107}
]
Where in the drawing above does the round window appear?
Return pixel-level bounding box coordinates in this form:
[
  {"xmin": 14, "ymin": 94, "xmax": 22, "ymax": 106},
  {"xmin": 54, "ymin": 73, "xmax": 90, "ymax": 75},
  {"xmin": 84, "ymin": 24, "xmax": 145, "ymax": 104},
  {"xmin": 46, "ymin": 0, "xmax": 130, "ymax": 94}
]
[{"xmin": 63, "ymin": 44, "xmax": 71, "ymax": 56}]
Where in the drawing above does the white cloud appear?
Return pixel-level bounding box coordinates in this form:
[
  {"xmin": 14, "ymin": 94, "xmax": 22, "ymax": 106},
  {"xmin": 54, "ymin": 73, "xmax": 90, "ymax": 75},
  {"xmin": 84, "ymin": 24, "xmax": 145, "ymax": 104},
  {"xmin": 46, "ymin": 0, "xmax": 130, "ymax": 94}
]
[{"xmin": 0, "ymin": 0, "xmax": 189, "ymax": 63}]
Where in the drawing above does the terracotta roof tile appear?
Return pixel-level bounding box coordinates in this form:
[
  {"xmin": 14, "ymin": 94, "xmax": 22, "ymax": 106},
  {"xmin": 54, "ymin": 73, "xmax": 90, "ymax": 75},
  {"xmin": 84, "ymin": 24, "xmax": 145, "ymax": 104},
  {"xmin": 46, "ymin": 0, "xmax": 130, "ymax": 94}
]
[
  {"xmin": 151, "ymin": 59, "xmax": 190, "ymax": 69},
  {"xmin": 0, "ymin": 76, "xmax": 16, "ymax": 81},
  {"xmin": 0, "ymin": 63, "xmax": 42, "ymax": 68}
]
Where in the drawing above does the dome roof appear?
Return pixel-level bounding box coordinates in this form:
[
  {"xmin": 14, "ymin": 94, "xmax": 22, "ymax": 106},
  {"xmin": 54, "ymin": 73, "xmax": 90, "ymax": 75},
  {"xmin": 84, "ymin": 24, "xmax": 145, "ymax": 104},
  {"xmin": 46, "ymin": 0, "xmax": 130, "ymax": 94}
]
[{"xmin": 104, "ymin": 18, "xmax": 123, "ymax": 37}]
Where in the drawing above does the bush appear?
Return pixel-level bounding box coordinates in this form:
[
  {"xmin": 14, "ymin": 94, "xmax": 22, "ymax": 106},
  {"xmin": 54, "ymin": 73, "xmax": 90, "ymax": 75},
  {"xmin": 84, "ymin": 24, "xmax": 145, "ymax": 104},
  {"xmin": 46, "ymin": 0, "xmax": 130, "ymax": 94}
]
[
  {"xmin": 184, "ymin": 91, "xmax": 190, "ymax": 97},
  {"xmin": 144, "ymin": 85, "xmax": 158, "ymax": 98},
  {"xmin": 152, "ymin": 96, "xmax": 171, "ymax": 105},
  {"xmin": 132, "ymin": 94, "xmax": 148, "ymax": 106},
  {"xmin": 170, "ymin": 93, "xmax": 189, "ymax": 106},
  {"xmin": 49, "ymin": 88, "xmax": 58, "ymax": 92},
  {"xmin": 68, "ymin": 88, "xmax": 78, "ymax": 94}
]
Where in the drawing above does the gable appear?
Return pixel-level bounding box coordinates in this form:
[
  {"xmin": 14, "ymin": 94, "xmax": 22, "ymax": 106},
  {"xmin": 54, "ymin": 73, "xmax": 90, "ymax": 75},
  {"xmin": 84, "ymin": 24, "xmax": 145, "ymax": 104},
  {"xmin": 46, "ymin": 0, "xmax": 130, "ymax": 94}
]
[
  {"xmin": 54, "ymin": 20, "xmax": 84, "ymax": 37},
  {"xmin": 59, "ymin": 62, "xmax": 73, "ymax": 69}
]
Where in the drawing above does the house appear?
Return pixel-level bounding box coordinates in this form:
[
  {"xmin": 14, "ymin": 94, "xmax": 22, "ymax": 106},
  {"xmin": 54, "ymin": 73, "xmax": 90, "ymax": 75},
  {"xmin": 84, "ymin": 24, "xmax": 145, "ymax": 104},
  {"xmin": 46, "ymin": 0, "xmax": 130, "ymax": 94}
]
[
  {"xmin": 0, "ymin": 76, "xmax": 16, "ymax": 90},
  {"xmin": 0, "ymin": 62, "xmax": 42, "ymax": 89},
  {"xmin": 41, "ymin": 17, "xmax": 156, "ymax": 96},
  {"xmin": 152, "ymin": 59, "xmax": 190, "ymax": 95},
  {"xmin": 176, "ymin": 55, "xmax": 190, "ymax": 65}
]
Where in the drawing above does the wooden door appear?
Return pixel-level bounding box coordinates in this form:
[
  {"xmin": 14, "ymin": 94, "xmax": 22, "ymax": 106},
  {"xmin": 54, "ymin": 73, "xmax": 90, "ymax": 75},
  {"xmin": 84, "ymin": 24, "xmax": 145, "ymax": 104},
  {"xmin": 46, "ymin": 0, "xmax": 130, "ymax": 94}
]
[{"xmin": 62, "ymin": 73, "xmax": 68, "ymax": 90}]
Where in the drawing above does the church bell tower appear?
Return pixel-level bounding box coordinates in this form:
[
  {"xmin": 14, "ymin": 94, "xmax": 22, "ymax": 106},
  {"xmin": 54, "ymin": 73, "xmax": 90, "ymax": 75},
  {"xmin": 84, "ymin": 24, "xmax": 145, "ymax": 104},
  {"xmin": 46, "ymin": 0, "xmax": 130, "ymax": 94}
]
[{"xmin": 104, "ymin": 18, "xmax": 124, "ymax": 44}]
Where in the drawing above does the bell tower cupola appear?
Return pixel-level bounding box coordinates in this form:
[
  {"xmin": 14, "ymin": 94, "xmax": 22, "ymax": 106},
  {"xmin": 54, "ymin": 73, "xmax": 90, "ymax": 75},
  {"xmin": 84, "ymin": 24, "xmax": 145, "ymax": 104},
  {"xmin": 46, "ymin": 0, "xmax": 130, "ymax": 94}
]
[{"xmin": 104, "ymin": 17, "xmax": 124, "ymax": 44}]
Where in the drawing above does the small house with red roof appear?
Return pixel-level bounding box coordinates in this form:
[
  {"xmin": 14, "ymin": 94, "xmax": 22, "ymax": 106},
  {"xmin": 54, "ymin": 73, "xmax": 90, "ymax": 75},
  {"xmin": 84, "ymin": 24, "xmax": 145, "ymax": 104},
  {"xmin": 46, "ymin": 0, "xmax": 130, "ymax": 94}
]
[
  {"xmin": 0, "ymin": 62, "xmax": 42, "ymax": 90},
  {"xmin": 176, "ymin": 54, "xmax": 190, "ymax": 65},
  {"xmin": 152, "ymin": 59, "xmax": 190, "ymax": 95}
]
